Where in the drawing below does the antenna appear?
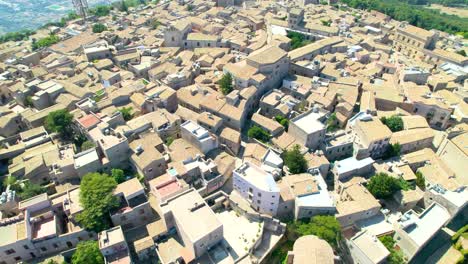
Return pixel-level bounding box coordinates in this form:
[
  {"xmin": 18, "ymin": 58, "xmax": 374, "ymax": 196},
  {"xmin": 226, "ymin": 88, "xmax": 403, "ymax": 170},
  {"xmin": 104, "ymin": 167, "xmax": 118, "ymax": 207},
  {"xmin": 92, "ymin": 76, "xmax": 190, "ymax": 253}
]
[{"xmin": 72, "ymin": 0, "xmax": 89, "ymax": 21}]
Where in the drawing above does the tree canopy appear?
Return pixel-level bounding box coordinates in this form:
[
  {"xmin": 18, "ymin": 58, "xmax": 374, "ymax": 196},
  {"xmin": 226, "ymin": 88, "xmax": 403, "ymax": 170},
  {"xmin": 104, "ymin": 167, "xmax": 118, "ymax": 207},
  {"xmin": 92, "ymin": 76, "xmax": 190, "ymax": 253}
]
[
  {"xmin": 92, "ymin": 23, "xmax": 108, "ymax": 33},
  {"xmin": 283, "ymin": 144, "xmax": 308, "ymax": 174},
  {"xmin": 32, "ymin": 34, "xmax": 60, "ymax": 50},
  {"xmin": 366, "ymin": 173, "xmax": 402, "ymax": 199},
  {"xmin": 289, "ymin": 215, "xmax": 342, "ymax": 248},
  {"xmin": 380, "ymin": 115, "xmax": 404, "ymax": 132},
  {"xmin": 287, "ymin": 31, "xmax": 312, "ymax": 50},
  {"xmin": 76, "ymin": 173, "xmax": 118, "ymax": 232},
  {"xmin": 90, "ymin": 5, "xmax": 111, "ymax": 17},
  {"xmin": 247, "ymin": 125, "xmax": 271, "ymax": 143},
  {"xmin": 340, "ymin": 0, "xmax": 468, "ymax": 37},
  {"xmin": 379, "ymin": 235, "xmax": 406, "ymax": 264},
  {"xmin": 218, "ymin": 73, "xmax": 233, "ymax": 95},
  {"xmin": 119, "ymin": 107, "xmax": 134, "ymax": 121},
  {"xmin": 111, "ymin": 169, "xmax": 126, "ymax": 184},
  {"xmin": 71, "ymin": 241, "xmax": 104, "ymax": 264},
  {"xmin": 415, "ymin": 171, "xmax": 425, "ymax": 190},
  {"xmin": 326, "ymin": 113, "xmax": 339, "ymax": 132},
  {"xmin": 81, "ymin": 140, "xmax": 95, "ymax": 151},
  {"xmin": 275, "ymin": 115, "xmax": 289, "ymax": 131},
  {"xmin": 44, "ymin": 109, "xmax": 74, "ymax": 139},
  {"xmin": 383, "ymin": 143, "xmax": 401, "ymax": 159}
]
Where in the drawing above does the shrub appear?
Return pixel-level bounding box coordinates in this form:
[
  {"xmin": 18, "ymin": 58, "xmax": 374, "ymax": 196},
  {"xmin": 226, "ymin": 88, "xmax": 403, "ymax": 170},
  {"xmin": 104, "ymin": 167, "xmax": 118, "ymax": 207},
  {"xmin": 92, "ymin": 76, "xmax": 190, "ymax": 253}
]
[
  {"xmin": 283, "ymin": 144, "xmax": 308, "ymax": 174},
  {"xmin": 248, "ymin": 126, "xmax": 271, "ymax": 143}
]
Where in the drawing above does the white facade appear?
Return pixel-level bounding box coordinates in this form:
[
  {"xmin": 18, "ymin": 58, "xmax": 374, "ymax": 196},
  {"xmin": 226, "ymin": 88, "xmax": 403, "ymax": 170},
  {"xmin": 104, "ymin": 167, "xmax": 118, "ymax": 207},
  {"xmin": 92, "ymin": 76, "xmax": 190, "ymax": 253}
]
[{"xmin": 233, "ymin": 162, "xmax": 280, "ymax": 216}]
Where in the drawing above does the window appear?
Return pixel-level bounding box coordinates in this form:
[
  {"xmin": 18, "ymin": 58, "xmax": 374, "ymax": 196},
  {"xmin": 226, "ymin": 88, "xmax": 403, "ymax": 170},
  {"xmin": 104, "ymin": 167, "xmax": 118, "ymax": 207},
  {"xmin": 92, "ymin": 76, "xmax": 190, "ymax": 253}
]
[
  {"xmin": 14, "ymin": 257, "xmax": 21, "ymax": 261},
  {"xmin": 257, "ymin": 200, "xmax": 261, "ymax": 204},
  {"xmin": 67, "ymin": 241, "xmax": 73, "ymax": 248},
  {"xmin": 5, "ymin": 249, "xmax": 15, "ymax": 255},
  {"xmin": 257, "ymin": 193, "xmax": 262, "ymax": 197},
  {"xmin": 249, "ymin": 187, "xmax": 253, "ymax": 193},
  {"xmin": 40, "ymin": 247, "xmax": 47, "ymax": 252},
  {"xmin": 78, "ymin": 237, "xmax": 83, "ymax": 241},
  {"xmin": 23, "ymin": 245, "xmax": 29, "ymax": 250},
  {"xmin": 30, "ymin": 253, "xmax": 36, "ymax": 258}
]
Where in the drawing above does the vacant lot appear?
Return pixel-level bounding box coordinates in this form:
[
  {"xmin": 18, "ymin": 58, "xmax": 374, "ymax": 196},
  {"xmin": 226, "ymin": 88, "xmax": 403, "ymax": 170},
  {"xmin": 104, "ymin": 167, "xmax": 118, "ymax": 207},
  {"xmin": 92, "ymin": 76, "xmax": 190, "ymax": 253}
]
[{"xmin": 426, "ymin": 4, "xmax": 468, "ymax": 18}]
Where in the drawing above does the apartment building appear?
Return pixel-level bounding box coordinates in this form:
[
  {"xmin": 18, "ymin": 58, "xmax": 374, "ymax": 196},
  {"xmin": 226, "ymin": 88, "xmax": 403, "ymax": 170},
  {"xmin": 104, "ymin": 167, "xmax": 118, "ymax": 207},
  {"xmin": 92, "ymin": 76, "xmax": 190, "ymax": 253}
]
[
  {"xmin": 111, "ymin": 178, "xmax": 154, "ymax": 230},
  {"xmin": 181, "ymin": 120, "xmax": 219, "ymax": 154},
  {"xmin": 278, "ymin": 172, "xmax": 335, "ymax": 220},
  {"xmin": 129, "ymin": 133, "xmax": 166, "ymax": 181},
  {"xmin": 98, "ymin": 226, "xmax": 132, "ymax": 264},
  {"xmin": 159, "ymin": 188, "xmax": 223, "ymax": 259},
  {"xmin": 288, "ymin": 107, "xmax": 328, "ymax": 150},
  {"xmin": 350, "ymin": 115, "xmax": 392, "ymax": 159},
  {"xmin": 224, "ymin": 45, "xmax": 289, "ymax": 95},
  {"xmin": 335, "ymin": 178, "xmax": 381, "ymax": 228},
  {"xmin": 0, "ymin": 193, "xmax": 94, "ymax": 264},
  {"xmin": 390, "ymin": 128, "xmax": 434, "ymax": 154},
  {"xmin": 88, "ymin": 127, "xmax": 130, "ymax": 169},
  {"xmin": 393, "ymin": 23, "xmax": 438, "ymax": 59},
  {"xmin": 233, "ymin": 161, "xmax": 280, "ymax": 216},
  {"xmin": 436, "ymin": 132, "xmax": 467, "ymax": 185}
]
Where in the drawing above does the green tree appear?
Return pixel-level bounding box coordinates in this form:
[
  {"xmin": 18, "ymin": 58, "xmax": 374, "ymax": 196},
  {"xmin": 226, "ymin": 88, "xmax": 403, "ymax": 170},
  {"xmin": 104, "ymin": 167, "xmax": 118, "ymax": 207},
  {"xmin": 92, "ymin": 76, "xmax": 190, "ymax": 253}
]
[
  {"xmin": 247, "ymin": 125, "xmax": 271, "ymax": 143},
  {"xmin": 415, "ymin": 171, "xmax": 425, "ymax": 190},
  {"xmin": 0, "ymin": 30, "xmax": 35, "ymax": 44},
  {"xmin": 287, "ymin": 31, "xmax": 312, "ymax": 50},
  {"xmin": 76, "ymin": 173, "xmax": 118, "ymax": 232},
  {"xmin": 92, "ymin": 23, "xmax": 108, "ymax": 33},
  {"xmin": 119, "ymin": 107, "xmax": 134, "ymax": 121},
  {"xmin": 283, "ymin": 144, "xmax": 308, "ymax": 174},
  {"xmin": 290, "ymin": 215, "xmax": 342, "ymax": 248},
  {"xmin": 91, "ymin": 5, "xmax": 111, "ymax": 17},
  {"xmin": 32, "ymin": 34, "xmax": 60, "ymax": 50},
  {"xmin": 44, "ymin": 109, "xmax": 74, "ymax": 139},
  {"xmin": 165, "ymin": 136, "xmax": 174, "ymax": 146},
  {"xmin": 81, "ymin": 140, "xmax": 95, "ymax": 151},
  {"xmin": 380, "ymin": 115, "xmax": 404, "ymax": 132},
  {"xmin": 379, "ymin": 235, "xmax": 406, "ymax": 264},
  {"xmin": 151, "ymin": 20, "xmax": 161, "ymax": 29},
  {"xmin": 383, "ymin": 143, "xmax": 401, "ymax": 159},
  {"xmin": 18, "ymin": 182, "xmax": 46, "ymax": 200},
  {"xmin": 456, "ymin": 50, "xmax": 467, "ymax": 57},
  {"xmin": 218, "ymin": 73, "xmax": 233, "ymax": 95},
  {"xmin": 71, "ymin": 241, "xmax": 104, "ymax": 264},
  {"xmin": 366, "ymin": 173, "xmax": 402, "ymax": 199},
  {"xmin": 275, "ymin": 115, "xmax": 289, "ymax": 131},
  {"xmin": 120, "ymin": 0, "xmax": 129, "ymax": 12},
  {"xmin": 326, "ymin": 113, "xmax": 338, "ymax": 132},
  {"xmin": 321, "ymin": 19, "xmax": 332, "ymax": 26},
  {"xmin": 3, "ymin": 175, "xmax": 18, "ymax": 188},
  {"xmin": 111, "ymin": 168, "xmax": 126, "ymax": 184}
]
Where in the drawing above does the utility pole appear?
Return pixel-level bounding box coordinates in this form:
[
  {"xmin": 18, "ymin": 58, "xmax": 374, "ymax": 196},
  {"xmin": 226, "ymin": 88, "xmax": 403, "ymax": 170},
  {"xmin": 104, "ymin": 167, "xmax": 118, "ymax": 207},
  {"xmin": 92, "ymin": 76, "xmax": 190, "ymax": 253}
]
[{"xmin": 72, "ymin": 0, "xmax": 89, "ymax": 21}]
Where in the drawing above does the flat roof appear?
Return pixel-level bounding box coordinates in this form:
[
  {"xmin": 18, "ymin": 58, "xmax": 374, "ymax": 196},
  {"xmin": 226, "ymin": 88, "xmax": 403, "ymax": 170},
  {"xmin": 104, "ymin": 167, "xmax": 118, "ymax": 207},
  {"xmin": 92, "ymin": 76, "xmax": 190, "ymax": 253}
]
[
  {"xmin": 292, "ymin": 110, "xmax": 326, "ymax": 134},
  {"xmin": 351, "ymin": 231, "xmax": 390, "ymax": 264},
  {"xmin": 398, "ymin": 203, "xmax": 450, "ymax": 246},
  {"xmin": 335, "ymin": 156, "xmax": 374, "ymax": 175},
  {"xmin": 166, "ymin": 189, "xmax": 222, "ymax": 242},
  {"xmin": 234, "ymin": 162, "xmax": 279, "ymax": 193}
]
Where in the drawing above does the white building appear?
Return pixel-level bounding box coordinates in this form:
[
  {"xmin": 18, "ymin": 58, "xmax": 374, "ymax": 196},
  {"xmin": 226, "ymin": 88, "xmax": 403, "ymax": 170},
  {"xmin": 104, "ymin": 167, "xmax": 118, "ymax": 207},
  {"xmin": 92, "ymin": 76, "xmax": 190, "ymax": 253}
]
[
  {"xmin": 288, "ymin": 107, "xmax": 328, "ymax": 150},
  {"xmin": 181, "ymin": 120, "xmax": 218, "ymax": 154},
  {"xmin": 233, "ymin": 161, "xmax": 280, "ymax": 216},
  {"xmin": 348, "ymin": 230, "xmax": 390, "ymax": 264}
]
